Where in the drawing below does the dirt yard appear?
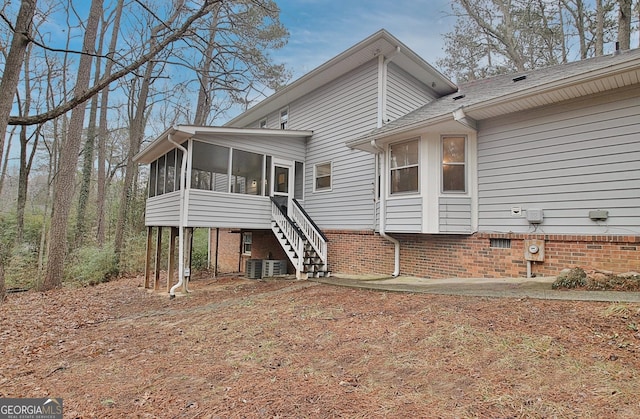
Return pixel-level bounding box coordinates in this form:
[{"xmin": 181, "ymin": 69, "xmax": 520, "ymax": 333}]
[{"xmin": 1, "ymin": 275, "xmax": 640, "ymax": 418}]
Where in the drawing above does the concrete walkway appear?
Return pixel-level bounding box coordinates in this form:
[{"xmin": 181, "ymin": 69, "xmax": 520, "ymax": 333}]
[{"xmin": 312, "ymin": 274, "xmax": 640, "ymax": 303}]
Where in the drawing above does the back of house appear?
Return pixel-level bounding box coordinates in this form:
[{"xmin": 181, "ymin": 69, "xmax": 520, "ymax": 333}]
[{"xmin": 135, "ymin": 29, "xmax": 640, "ymax": 286}]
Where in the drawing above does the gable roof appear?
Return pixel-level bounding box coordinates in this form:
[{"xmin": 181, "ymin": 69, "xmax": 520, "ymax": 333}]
[
  {"xmin": 347, "ymin": 48, "xmax": 640, "ymax": 151},
  {"xmin": 225, "ymin": 29, "xmax": 458, "ymax": 128}
]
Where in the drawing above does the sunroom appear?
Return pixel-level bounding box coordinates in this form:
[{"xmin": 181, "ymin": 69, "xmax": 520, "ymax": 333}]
[
  {"xmin": 135, "ymin": 125, "xmax": 311, "ymax": 229},
  {"xmin": 134, "ymin": 125, "xmax": 329, "ymax": 294}
]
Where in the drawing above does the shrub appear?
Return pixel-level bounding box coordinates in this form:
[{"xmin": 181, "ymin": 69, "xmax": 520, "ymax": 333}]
[
  {"xmin": 65, "ymin": 244, "xmax": 118, "ymax": 286},
  {"xmin": 552, "ymin": 267, "xmax": 587, "ymax": 289}
]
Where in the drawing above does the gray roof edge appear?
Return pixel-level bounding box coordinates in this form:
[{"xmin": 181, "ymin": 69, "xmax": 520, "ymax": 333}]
[{"xmin": 348, "ymin": 48, "xmax": 640, "ymax": 149}]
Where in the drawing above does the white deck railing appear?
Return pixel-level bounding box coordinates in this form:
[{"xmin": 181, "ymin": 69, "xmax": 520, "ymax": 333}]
[
  {"xmin": 271, "ymin": 202, "xmax": 305, "ymax": 274},
  {"xmin": 290, "ymin": 200, "xmax": 327, "ymax": 266}
]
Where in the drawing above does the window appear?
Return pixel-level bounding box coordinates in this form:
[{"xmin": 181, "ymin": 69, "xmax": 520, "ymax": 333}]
[
  {"xmin": 165, "ymin": 149, "xmax": 176, "ymax": 193},
  {"xmin": 442, "ymin": 136, "xmax": 466, "ymax": 193},
  {"xmin": 149, "ymin": 160, "xmax": 157, "ymax": 197},
  {"xmin": 314, "ymin": 162, "xmax": 332, "ymax": 191},
  {"xmin": 389, "ymin": 139, "xmax": 419, "ymax": 194},
  {"xmin": 191, "ymin": 141, "xmax": 230, "ymax": 192},
  {"xmin": 157, "ymin": 155, "xmax": 166, "ymax": 195},
  {"xmin": 280, "ymin": 108, "xmax": 288, "ymax": 129},
  {"xmin": 294, "ymin": 161, "xmax": 304, "ymax": 199},
  {"xmin": 242, "ymin": 232, "xmax": 252, "ymax": 255},
  {"xmin": 259, "ymin": 118, "xmax": 267, "ymax": 129},
  {"xmin": 231, "ymin": 149, "xmax": 263, "ymax": 195}
]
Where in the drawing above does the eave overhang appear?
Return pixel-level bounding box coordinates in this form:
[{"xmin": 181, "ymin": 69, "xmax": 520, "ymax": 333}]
[{"xmin": 134, "ymin": 125, "xmax": 313, "ymax": 164}]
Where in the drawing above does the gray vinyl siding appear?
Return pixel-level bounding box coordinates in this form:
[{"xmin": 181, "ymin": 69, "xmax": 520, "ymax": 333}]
[
  {"xmin": 477, "ymin": 86, "xmax": 640, "ymax": 235},
  {"xmin": 145, "ymin": 192, "xmax": 181, "ymax": 226},
  {"xmin": 186, "ymin": 190, "xmax": 271, "ymax": 228},
  {"xmin": 385, "ymin": 197, "xmax": 423, "ymax": 232},
  {"xmin": 386, "ymin": 63, "xmax": 437, "ymax": 122},
  {"xmin": 439, "ymin": 196, "xmax": 473, "ymax": 233},
  {"xmin": 286, "ymin": 61, "xmax": 380, "ymax": 230}
]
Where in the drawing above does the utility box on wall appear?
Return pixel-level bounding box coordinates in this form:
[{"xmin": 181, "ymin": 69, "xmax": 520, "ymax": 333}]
[
  {"xmin": 526, "ymin": 208, "xmax": 544, "ymax": 224},
  {"xmin": 524, "ymin": 239, "xmax": 545, "ymax": 262}
]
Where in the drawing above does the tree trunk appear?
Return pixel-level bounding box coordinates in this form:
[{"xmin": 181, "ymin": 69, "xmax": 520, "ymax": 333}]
[
  {"xmin": 0, "ymin": 0, "xmax": 37, "ymax": 300},
  {"xmin": 617, "ymin": 0, "xmax": 632, "ymax": 50},
  {"xmin": 595, "ymin": 0, "xmax": 604, "ymax": 56},
  {"xmin": 0, "ymin": 0, "xmax": 36, "ymax": 168},
  {"xmin": 193, "ymin": 5, "xmax": 220, "ymax": 126},
  {"xmin": 41, "ymin": 0, "xmax": 103, "ymax": 290},
  {"xmin": 96, "ymin": 0, "xmax": 124, "ymax": 246}
]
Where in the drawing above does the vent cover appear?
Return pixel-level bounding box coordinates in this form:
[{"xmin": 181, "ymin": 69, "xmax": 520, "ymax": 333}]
[{"xmin": 490, "ymin": 238, "xmax": 511, "ymax": 249}]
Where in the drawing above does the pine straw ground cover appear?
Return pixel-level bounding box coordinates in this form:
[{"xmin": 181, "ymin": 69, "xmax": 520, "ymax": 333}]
[{"xmin": 1, "ymin": 275, "xmax": 640, "ymax": 418}]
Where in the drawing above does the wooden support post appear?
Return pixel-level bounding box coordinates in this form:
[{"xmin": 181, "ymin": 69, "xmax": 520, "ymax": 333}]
[
  {"xmin": 168, "ymin": 227, "xmax": 178, "ymax": 293},
  {"xmin": 144, "ymin": 226, "xmax": 153, "ymax": 289},
  {"xmin": 154, "ymin": 227, "xmax": 163, "ymax": 290}
]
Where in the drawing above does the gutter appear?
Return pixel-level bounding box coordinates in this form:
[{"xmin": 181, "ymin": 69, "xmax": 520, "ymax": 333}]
[{"xmin": 168, "ymin": 130, "xmax": 189, "ymax": 298}]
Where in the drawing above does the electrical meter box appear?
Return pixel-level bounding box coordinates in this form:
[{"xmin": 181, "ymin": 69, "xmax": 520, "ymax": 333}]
[{"xmin": 524, "ymin": 239, "xmax": 545, "ymax": 262}]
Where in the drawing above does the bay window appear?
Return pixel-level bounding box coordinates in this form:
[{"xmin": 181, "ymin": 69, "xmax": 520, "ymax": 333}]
[
  {"xmin": 442, "ymin": 136, "xmax": 466, "ymax": 193},
  {"xmin": 389, "ymin": 139, "xmax": 419, "ymax": 194}
]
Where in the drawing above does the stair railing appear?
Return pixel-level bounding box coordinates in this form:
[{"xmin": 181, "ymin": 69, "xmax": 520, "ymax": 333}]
[
  {"xmin": 270, "ymin": 199, "xmax": 305, "ymax": 274},
  {"xmin": 290, "ymin": 199, "xmax": 327, "ymax": 267}
]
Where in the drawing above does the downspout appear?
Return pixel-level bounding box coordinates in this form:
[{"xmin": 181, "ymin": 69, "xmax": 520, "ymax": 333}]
[
  {"xmin": 168, "ymin": 130, "xmax": 189, "ymax": 298},
  {"xmin": 372, "ymin": 139, "xmax": 400, "ymax": 277},
  {"xmin": 373, "ymin": 48, "xmax": 401, "ymax": 277}
]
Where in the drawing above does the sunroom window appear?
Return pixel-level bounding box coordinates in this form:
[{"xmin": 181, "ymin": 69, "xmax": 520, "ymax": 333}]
[
  {"xmin": 165, "ymin": 149, "xmax": 176, "ymax": 193},
  {"xmin": 231, "ymin": 149, "xmax": 263, "ymax": 195},
  {"xmin": 191, "ymin": 141, "xmax": 230, "ymax": 192},
  {"xmin": 442, "ymin": 136, "xmax": 466, "ymax": 193},
  {"xmin": 390, "ymin": 139, "xmax": 419, "ymax": 194}
]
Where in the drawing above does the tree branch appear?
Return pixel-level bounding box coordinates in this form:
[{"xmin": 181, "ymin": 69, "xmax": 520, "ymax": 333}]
[{"xmin": 8, "ymin": 0, "xmax": 220, "ymax": 126}]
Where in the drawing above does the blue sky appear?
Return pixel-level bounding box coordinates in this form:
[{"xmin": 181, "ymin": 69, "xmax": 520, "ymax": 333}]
[{"xmin": 272, "ymin": 0, "xmax": 456, "ymax": 81}]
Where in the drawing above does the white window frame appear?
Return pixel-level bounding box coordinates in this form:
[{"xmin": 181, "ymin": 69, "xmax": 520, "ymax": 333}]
[
  {"xmin": 441, "ymin": 135, "xmax": 467, "ymax": 194},
  {"xmin": 242, "ymin": 232, "xmax": 252, "ymax": 255},
  {"xmin": 280, "ymin": 107, "xmax": 289, "ymax": 129},
  {"xmin": 314, "ymin": 161, "xmax": 332, "ymax": 192},
  {"xmin": 389, "ymin": 138, "xmax": 420, "ymax": 196},
  {"xmin": 259, "ymin": 118, "xmax": 267, "ymax": 129}
]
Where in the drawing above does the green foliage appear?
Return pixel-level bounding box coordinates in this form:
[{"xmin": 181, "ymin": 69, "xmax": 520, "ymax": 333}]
[
  {"xmin": 65, "ymin": 243, "xmax": 118, "ymax": 286},
  {"xmin": 552, "ymin": 267, "xmax": 587, "ymax": 289},
  {"xmin": 118, "ymin": 231, "xmax": 149, "ymax": 275},
  {"xmin": 191, "ymin": 228, "xmax": 209, "ymax": 271},
  {"xmin": 4, "ymin": 244, "xmax": 40, "ymax": 289}
]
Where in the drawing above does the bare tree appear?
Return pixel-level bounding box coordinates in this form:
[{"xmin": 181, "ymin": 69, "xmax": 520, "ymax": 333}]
[
  {"xmin": 113, "ymin": 1, "xmax": 185, "ymax": 265},
  {"xmin": 438, "ymin": 0, "xmax": 630, "ymax": 82},
  {"xmin": 42, "ymin": 0, "xmax": 103, "ymax": 290},
  {"xmin": 96, "ymin": 0, "xmax": 124, "ymax": 246},
  {"xmin": 0, "ymin": 0, "xmax": 37, "ymax": 301}
]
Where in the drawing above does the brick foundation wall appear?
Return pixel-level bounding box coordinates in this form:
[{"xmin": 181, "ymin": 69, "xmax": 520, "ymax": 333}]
[
  {"xmin": 210, "ymin": 228, "xmax": 241, "ymax": 274},
  {"xmin": 211, "ymin": 228, "xmax": 639, "ymax": 279},
  {"xmin": 210, "ymin": 229, "xmax": 293, "ymax": 275},
  {"xmin": 325, "ymin": 230, "xmax": 639, "ymax": 278}
]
